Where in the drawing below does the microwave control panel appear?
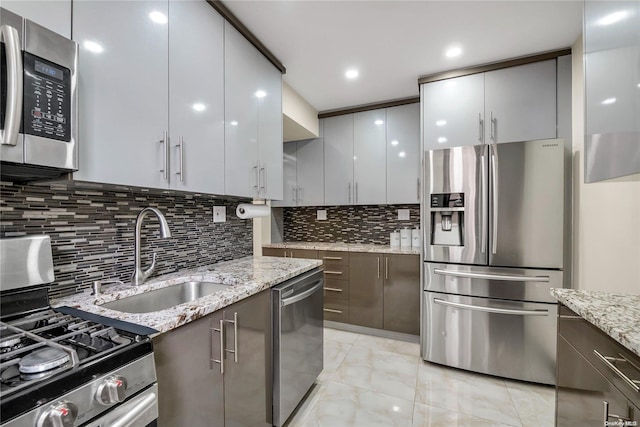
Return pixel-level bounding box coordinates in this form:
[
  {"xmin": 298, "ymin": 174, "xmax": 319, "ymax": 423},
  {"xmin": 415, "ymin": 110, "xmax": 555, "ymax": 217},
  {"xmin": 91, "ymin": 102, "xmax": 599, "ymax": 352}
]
[{"xmin": 23, "ymin": 52, "xmax": 71, "ymax": 142}]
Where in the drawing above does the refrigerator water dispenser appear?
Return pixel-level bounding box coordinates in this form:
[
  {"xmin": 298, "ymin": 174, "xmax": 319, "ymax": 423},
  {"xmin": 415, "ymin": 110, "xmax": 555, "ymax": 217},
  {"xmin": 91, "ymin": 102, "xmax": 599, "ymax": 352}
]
[{"xmin": 430, "ymin": 193, "xmax": 464, "ymax": 247}]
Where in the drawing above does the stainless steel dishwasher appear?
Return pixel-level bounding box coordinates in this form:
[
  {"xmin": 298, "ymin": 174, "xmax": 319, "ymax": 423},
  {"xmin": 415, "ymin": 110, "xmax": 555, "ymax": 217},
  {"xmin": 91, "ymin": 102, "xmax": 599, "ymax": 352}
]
[{"xmin": 272, "ymin": 268, "xmax": 324, "ymax": 426}]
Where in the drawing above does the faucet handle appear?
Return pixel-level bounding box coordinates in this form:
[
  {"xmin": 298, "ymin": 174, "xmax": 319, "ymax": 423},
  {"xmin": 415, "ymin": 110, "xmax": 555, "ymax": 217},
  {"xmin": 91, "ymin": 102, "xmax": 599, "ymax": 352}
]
[{"xmin": 143, "ymin": 252, "xmax": 157, "ymax": 279}]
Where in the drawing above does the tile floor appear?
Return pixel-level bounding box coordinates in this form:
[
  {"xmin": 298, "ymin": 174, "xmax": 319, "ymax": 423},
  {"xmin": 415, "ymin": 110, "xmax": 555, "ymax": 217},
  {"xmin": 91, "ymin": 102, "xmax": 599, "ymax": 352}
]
[{"xmin": 285, "ymin": 328, "xmax": 555, "ymax": 427}]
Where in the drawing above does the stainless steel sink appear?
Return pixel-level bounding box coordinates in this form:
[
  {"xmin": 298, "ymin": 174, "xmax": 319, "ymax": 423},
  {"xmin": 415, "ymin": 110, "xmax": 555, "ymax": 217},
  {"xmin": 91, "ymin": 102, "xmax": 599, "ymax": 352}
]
[{"xmin": 101, "ymin": 281, "xmax": 230, "ymax": 313}]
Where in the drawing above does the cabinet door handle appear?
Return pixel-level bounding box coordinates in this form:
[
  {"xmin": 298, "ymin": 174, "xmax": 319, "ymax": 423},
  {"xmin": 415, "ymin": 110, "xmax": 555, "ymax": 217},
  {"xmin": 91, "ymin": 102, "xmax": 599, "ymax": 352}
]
[
  {"xmin": 292, "ymin": 186, "xmax": 297, "ymax": 203},
  {"xmin": 324, "ymin": 271, "xmax": 343, "ymax": 275},
  {"xmin": 355, "ymin": 182, "xmax": 358, "ymax": 204},
  {"xmin": 478, "ymin": 113, "xmax": 484, "ymax": 143},
  {"xmin": 377, "ymin": 257, "xmax": 380, "ymax": 279},
  {"xmin": 417, "ymin": 179, "xmax": 420, "ymax": 201},
  {"xmin": 251, "ymin": 164, "xmax": 259, "ymax": 196},
  {"xmin": 0, "ymin": 24, "xmax": 22, "ymax": 147},
  {"xmin": 385, "ymin": 257, "xmax": 389, "ymax": 280},
  {"xmin": 348, "ymin": 182, "xmax": 351, "ymax": 203},
  {"xmin": 324, "ymin": 287, "xmax": 343, "ymax": 293},
  {"xmin": 490, "ymin": 112, "xmax": 497, "ymax": 141},
  {"xmin": 225, "ymin": 312, "xmax": 239, "ymax": 363},
  {"xmin": 322, "ymin": 256, "xmax": 342, "ymax": 261},
  {"xmin": 323, "ymin": 308, "xmax": 343, "ymax": 314},
  {"xmin": 259, "ymin": 164, "xmax": 266, "ymax": 196},
  {"xmin": 593, "ymin": 350, "xmax": 640, "ymax": 392},
  {"xmin": 175, "ymin": 137, "xmax": 184, "ymax": 183},
  {"xmin": 298, "ymin": 186, "xmax": 303, "ymax": 203},
  {"xmin": 159, "ymin": 132, "xmax": 168, "ymax": 181},
  {"xmin": 211, "ymin": 319, "xmax": 224, "ymax": 374}
]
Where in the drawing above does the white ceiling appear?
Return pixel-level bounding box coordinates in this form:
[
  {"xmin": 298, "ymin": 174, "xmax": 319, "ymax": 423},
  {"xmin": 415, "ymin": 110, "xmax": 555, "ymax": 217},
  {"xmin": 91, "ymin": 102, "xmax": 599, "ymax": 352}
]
[{"xmin": 222, "ymin": 0, "xmax": 583, "ymax": 112}]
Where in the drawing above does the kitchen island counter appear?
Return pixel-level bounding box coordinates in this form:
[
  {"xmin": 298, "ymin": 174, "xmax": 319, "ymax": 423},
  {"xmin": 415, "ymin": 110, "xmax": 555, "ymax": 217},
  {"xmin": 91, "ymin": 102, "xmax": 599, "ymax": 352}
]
[
  {"xmin": 551, "ymin": 288, "xmax": 640, "ymax": 357},
  {"xmin": 53, "ymin": 256, "xmax": 322, "ymax": 334},
  {"xmin": 264, "ymin": 241, "xmax": 420, "ymax": 255}
]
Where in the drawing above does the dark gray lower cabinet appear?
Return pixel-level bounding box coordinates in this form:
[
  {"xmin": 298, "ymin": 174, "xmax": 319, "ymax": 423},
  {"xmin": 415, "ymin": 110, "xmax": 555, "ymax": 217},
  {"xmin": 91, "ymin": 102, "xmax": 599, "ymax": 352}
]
[
  {"xmin": 349, "ymin": 253, "xmax": 384, "ymax": 329},
  {"xmin": 153, "ymin": 289, "xmax": 271, "ymax": 427},
  {"xmin": 556, "ymin": 305, "xmax": 639, "ymax": 426},
  {"xmin": 383, "ymin": 254, "xmax": 420, "ymax": 335}
]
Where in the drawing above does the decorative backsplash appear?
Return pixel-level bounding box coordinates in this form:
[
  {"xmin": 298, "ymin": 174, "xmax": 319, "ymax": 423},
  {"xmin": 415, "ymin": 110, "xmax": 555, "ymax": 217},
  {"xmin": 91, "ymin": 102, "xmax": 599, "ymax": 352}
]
[
  {"xmin": 283, "ymin": 204, "xmax": 420, "ymax": 244},
  {"xmin": 0, "ymin": 181, "xmax": 253, "ymax": 298}
]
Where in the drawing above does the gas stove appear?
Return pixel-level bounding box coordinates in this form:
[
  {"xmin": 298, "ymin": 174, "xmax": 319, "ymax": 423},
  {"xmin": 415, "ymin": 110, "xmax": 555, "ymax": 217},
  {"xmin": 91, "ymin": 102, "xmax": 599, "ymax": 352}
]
[{"xmin": 0, "ymin": 236, "xmax": 158, "ymax": 427}]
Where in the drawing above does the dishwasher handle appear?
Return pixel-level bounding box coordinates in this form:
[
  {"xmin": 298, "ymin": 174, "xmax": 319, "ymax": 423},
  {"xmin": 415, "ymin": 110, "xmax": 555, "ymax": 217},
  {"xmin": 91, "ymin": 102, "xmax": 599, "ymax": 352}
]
[{"xmin": 281, "ymin": 281, "xmax": 323, "ymax": 307}]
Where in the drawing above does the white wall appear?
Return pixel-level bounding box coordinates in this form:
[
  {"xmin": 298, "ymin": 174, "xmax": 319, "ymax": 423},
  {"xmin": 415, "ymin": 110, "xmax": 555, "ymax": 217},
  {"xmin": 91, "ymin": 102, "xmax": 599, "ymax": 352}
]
[
  {"xmin": 571, "ymin": 36, "xmax": 640, "ymax": 294},
  {"xmin": 283, "ymin": 82, "xmax": 319, "ymax": 141}
]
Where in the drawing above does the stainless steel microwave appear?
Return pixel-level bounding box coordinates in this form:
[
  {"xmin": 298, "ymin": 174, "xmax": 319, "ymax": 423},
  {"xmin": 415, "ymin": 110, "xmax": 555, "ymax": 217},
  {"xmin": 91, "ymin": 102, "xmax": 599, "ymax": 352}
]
[{"xmin": 1, "ymin": 8, "xmax": 78, "ymax": 182}]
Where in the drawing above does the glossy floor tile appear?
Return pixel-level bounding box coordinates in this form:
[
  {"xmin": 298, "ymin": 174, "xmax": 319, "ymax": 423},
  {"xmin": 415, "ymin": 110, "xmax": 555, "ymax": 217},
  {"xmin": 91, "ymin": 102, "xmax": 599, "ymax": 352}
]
[{"xmin": 286, "ymin": 327, "xmax": 556, "ymax": 427}]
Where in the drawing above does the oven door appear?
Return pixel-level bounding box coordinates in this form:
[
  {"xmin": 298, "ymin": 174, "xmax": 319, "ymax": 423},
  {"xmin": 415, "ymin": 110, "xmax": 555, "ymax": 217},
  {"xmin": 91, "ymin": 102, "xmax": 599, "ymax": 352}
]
[
  {"xmin": 422, "ymin": 291, "xmax": 557, "ymax": 385},
  {"xmin": 83, "ymin": 384, "xmax": 158, "ymax": 427}
]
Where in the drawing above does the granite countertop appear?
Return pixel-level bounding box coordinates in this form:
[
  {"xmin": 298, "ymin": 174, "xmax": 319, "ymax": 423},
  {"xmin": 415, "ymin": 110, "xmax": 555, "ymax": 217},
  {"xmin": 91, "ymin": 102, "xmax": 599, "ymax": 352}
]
[
  {"xmin": 53, "ymin": 256, "xmax": 322, "ymax": 335},
  {"xmin": 551, "ymin": 289, "xmax": 640, "ymax": 357},
  {"xmin": 263, "ymin": 241, "xmax": 420, "ymax": 255}
]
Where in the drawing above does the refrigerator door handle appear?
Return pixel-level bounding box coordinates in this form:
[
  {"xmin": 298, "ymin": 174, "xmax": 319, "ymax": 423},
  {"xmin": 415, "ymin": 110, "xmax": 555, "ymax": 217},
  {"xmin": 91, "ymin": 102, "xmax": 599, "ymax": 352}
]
[
  {"xmin": 433, "ymin": 268, "xmax": 550, "ymax": 282},
  {"xmin": 481, "ymin": 153, "xmax": 487, "ymax": 254},
  {"xmin": 433, "ymin": 298, "xmax": 549, "ymax": 316},
  {"xmin": 490, "ymin": 145, "xmax": 499, "ymax": 255}
]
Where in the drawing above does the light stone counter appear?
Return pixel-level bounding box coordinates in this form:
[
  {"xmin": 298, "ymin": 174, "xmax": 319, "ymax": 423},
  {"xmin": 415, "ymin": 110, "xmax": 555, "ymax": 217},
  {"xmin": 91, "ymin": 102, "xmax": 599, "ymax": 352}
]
[
  {"xmin": 263, "ymin": 241, "xmax": 420, "ymax": 255},
  {"xmin": 53, "ymin": 256, "xmax": 322, "ymax": 334},
  {"xmin": 551, "ymin": 288, "xmax": 640, "ymax": 357}
]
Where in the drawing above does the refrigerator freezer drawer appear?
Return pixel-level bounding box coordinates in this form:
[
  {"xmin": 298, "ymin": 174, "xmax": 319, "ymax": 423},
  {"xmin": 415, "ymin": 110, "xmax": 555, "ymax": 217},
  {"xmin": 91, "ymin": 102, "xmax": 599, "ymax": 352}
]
[
  {"xmin": 424, "ymin": 262, "xmax": 562, "ymax": 303},
  {"xmin": 422, "ymin": 291, "xmax": 557, "ymax": 385}
]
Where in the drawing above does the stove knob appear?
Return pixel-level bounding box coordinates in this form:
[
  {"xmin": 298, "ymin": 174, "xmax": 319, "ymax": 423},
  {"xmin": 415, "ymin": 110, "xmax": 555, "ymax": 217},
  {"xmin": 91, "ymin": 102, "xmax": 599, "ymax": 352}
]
[
  {"xmin": 36, "ymin": 401, "xmax": 78, "ymax": 427},
  {"xmin": 95, "ymin": 375, "xmax": 128, "ymax": 405}
]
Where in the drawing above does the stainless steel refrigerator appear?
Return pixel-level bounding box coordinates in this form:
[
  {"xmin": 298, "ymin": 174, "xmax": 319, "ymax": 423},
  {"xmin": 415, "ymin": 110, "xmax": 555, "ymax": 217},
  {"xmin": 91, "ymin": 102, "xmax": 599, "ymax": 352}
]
[{"xmin": 421, "ymin": 139, "xmax": 570, "ymax": 385}]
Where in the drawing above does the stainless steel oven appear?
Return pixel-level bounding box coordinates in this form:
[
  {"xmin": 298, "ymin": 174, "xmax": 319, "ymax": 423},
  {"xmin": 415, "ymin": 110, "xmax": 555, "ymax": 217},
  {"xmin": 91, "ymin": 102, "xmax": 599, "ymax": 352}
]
[
  {"xmin": 1, "ymin": 7, "xmax": 78, "ymax": 181},
  {"xmin": 272, "ymin": 268, "xmax": 324, "ymax": 427}
]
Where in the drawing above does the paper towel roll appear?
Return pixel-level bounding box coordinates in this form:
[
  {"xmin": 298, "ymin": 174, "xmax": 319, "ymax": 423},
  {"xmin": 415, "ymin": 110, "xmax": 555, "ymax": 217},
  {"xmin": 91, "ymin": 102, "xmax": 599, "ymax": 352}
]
[{"xmin": 236, "ymin": 203, "xmax": 271, "ymax": 219}]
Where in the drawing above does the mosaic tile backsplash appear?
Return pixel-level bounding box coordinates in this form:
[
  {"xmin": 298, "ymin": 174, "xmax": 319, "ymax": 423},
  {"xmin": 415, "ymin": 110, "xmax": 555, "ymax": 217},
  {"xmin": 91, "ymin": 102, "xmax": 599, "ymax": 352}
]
[
  {"xmin": 283, "ymin": 204, "xmax": 420, "ymax": 244},
  {"xmin": 0, "ymin": 182, "xmax": 252, "ymax": 298}
]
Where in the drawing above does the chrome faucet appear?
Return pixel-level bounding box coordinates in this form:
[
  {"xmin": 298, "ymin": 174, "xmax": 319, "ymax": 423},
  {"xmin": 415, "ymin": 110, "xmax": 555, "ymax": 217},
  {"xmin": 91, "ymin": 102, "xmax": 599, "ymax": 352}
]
[{"xmin": 132, "ymin": 207, "xmax": 172, "ymax": 286}]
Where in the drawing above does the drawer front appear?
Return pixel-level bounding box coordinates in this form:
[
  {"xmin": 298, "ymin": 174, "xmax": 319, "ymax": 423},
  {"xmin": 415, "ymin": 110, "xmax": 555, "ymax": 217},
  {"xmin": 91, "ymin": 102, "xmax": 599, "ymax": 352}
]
[
  {"xmin": 319, "ymin": 251, "xmax": 349, "ymax": 267},
  {"xmin": 323, "ymin": 263, "xmax": 349, "ymax": 278},
  {"xmin": 263, "ymin": 247, "xmax": 285, "ymax": 257},
  {"xmin": 323, "ymin": 297, "xmax": 349, "ymax": 323},
  {"xmin": 290, "ymin": 249, "xmax": 318, "ymax": 259},
  {"xmin": 559, "ymin": 306, "xmax": 640, "ymax": 407},
  {"xmin": 323, "ymin": 276, "xmax": 349, "ymax": 300}
]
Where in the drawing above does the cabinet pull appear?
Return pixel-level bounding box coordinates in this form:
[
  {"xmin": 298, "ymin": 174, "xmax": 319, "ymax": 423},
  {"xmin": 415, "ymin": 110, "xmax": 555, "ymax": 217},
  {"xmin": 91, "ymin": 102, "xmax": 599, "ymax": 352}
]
[
  {"xmin": 225, "ymin": 312, "xmax": 239, "ymax": 363},
  {"xmin": 322, "ymin": 256, "xmax": 342, "ymax": 261},
  {"xmin": 385, "ymin": 257, "xmax": 389, "ymax": 280},
  {"xmin": 323, "ymin": 308, "xmax": 343, "ymax": 314},
  {"xmin": 417, "ymin": 178, "xmax": 420, "ymax": 201},
  {"xmin": 292, "ymin": 187, "xmax": 297, "ymax": 203},
  {"xmin": 490, "ymin": 112, "xmax": 497, "ymax": 141},
  {"xmin": 593, "ymin": 350, "xmax": 640, "ymax": 392},
  {"xmin": 159, "ymin": 132, "xmax": 168, "ymax": 181},
  {"xmin": 175, "ymin": 137, "xmax": 184, "ymax": 183},
  {"xmin": 251, "ymin": 164, "xmax": 259, "ymax": 196},
  {"xmin": 377, "ymin": 257, "xmax": 380, "ymax": 279},
  {"xmin": 559, "ymin": 314, "xmax": 583, "ymax": 320},
  {"xmin": 478, "ymin": 113, "xmax": 483, "ymax": 143},
  {"xmin": 324, "ymin": 271, "xmax": 343, "ymax": 275},
  {"xmin": 348, "ymin": 182, "xmax": 351, "ymax": 203},
  {"xmin": 211, "ymin": 319, "xmax": 224, "ymax": 374},
  {"xmin": 603, "ymin": 401, "xmax": 631, "ymax": 423},
  {"xmin": 355, "ymin": 182, "xmax": 358, "ymax": 204},
  {"xmin": 323, "ymin": 287, "xmax": 343, "ymax": 293},
  {"xmin": 259, "ymin": 164, "xmax": 266, "ymax": 196},
  {"xmin": 298, "ymin": 186, "xmax": 303, "ymax": 203}
]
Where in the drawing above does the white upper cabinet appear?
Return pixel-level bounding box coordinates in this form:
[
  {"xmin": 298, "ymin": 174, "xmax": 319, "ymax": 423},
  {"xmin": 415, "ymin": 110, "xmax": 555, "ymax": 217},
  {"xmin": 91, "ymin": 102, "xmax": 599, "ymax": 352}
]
[
  {"xmin": 295, "ymin": 138, "xmax": 324, "ymax": 206},
  {"xmin": 422, "ymin": 73, "xmax": 485, "ymax": 150},
  {"xmin": 168, "ymin": 0, "xmax": 224, "ymax": 194},
  {"xmin": 73, "ymin": 0, "xmax": 169, "ymax": 188},
  {"xmin": 422, "ymin": 59, "xmax": 558, "ymax": 150},
  {"xmin": 387, "ymin": 103, "xmax": 420, "ymax": 204},
  {"xmin": 323, "ymin": 114, "xmax": 354, "ymax": 205},
  {"xmin": 484, "ymin": 60, "xmax": 557, "ymax": 143},
  {"xmin": 224, "ymin": 22, "xmax": 259, "ymax": 198},
  {"xmin": 2, "ymin": 0, "xmax": 71, "ymax": 38},
  {"xmin": 224, "ymin": 22, "xmax": 283, "ymax": 200},
  {"xmin": 256, "ymin": 53, "xmax": 283, "ymax": 200},
  {"xmin": 272, "ymin": 142, "xmax": 297, "ymax": 207},
  {"xmin": 353, "ymin": 110, "xmax": 387, "ymax": 205}
]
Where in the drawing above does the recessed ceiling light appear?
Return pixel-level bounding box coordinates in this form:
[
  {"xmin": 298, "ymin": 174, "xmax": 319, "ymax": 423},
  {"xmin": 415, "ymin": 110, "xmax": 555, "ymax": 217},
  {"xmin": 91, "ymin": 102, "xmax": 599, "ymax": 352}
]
[
  {"xmin": 83, "ymin": 40, "xmax": 104, "ymax": 54},
  {"xmin": 438, "ymin": 137, "xmax": 448, "ymax": 144},
  {"xmin": 149, "ymin": 11, "xmax": 168, "ymax": 24},
  {"xmin": 392, "ymin": 405, "xmax": 400, "ymax": 412},
  {"xmin": 230, "ymin": 121, "xmax": 238, "ymax": 126},
  {"xmin": 637, "ymin": 83, "xmax": 640, "ymax": 88},
  {"xmin": 345, "ymin": 69, "xmax": 359, "ymax": 79},
  {"xmin": 597, "ymin": 10, "xmax": 629, "ymax": 26},
  {"xmin": 192, "ymin": 103, "xmax": 206, "ymax": 112},
  {"xmin": 255, "ymin": 90, "xmax": 266, "ymax": 98},
  {"xmin": 601, "ymin": 97, "xmax": 616, "ymax": 105},
  {"xmin": 436, "ymin": 120, "xmax": 447, "ymax": 126},
  {"xmin": 391, "ymin": 140, "xmax": 399, "ymax": 146},
  {"xmin": 398, "ymin": 151, "xmax": 406, "ymax": 158},
  {"xmin": 445, "ymin": 47, "xmax": 462, "ymax": 58},
  {"xmin": 374, "ymin": 119, "xmax": 384, "ymax": 125}
]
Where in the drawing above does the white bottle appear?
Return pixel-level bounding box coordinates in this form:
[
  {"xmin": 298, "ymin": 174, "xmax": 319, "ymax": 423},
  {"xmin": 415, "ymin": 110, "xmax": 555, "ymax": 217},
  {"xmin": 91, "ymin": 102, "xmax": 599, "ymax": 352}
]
[
  {"xmin": 390, "ymin": 231, "xmax": 400, "ymax": 248},
  {"xmin": 400, "ymin": 228, "xmax": 412, "ymax": 249},
  {"xmin": 412, "ymin": 228, "xmax": 421, "ymax": 248}
]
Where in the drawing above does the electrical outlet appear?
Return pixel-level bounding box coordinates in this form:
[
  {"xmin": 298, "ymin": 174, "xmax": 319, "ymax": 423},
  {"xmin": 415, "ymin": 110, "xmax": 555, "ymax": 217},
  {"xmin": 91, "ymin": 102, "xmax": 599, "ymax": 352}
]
[
  {"xmin": 213, "ymin": 206, "xmax": 226, "ymax": 223},
  {"xmin": 398, "ymin": 209, "xmax": 410, "ymax": 221},
  {"xmin": 317, "ymin": 210, "xmax": 327, "ymax": 221}
]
